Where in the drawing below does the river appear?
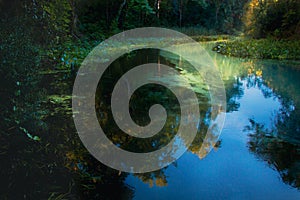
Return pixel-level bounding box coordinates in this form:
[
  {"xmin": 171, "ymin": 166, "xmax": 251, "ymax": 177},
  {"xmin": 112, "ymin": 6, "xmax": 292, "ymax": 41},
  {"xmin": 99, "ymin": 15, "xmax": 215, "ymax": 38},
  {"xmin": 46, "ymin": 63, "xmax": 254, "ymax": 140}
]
[
  {"xmin": 1, "ymin": 42, "xmax": 299, "ymax": 199},
  {"xmin": 124, "ymin": 44, "xmax": 300, "ymax": 199}
]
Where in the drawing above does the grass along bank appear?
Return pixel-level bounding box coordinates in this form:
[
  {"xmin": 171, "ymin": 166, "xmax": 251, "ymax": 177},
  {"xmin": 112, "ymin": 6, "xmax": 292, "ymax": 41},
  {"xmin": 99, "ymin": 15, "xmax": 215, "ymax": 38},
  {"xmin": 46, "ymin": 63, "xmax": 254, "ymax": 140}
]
[{"xmin": 212, "ymin": 38, "xmax": 300, "ymax": 60}]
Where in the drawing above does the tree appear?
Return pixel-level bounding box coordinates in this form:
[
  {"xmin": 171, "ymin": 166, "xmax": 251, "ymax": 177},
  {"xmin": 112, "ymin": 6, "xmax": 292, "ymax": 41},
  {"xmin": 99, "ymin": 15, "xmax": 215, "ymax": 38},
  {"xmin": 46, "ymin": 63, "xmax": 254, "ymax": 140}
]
[
  {"xmin": 243, "ymin": 0, "xmax": 300, "ymax": 38},
  {"xmin": 42, "ymin": 0, "xmax": 74, "ymax": 42},
  {"xmin": 124, "ymin": 0, "xmax": 155, "ymax": 28}
]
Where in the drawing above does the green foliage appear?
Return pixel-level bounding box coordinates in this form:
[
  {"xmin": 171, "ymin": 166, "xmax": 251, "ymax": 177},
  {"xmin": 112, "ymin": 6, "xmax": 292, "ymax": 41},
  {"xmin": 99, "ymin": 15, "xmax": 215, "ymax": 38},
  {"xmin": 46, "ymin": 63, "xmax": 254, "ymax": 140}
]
[
  {"xmin": 42, "ymin": 0, "xmax": 74, "ymax": 42},
  {"xmin": 199, "ymin": 0, "xmax": 247, "ymax": 33},
  {"xmin": 244, "ymin": 0, "xmax": 300, "ymax": 39},
  {"xmin": 47, "ymin": 39, "xmax": 97, "ymax": 70},
  {"xmin": 75, "ymin": 0, "xmax": 248, "ymax": 36},
  {"xmin": 123, "ymin": 0, "xmax": 155, "ymax": 28},
  {"xmin": 0, "ymin": 17, "xmax": 46, "ymax": 131},
  {"xmin": 213, "ymin": 38, "xmax": 300, "ymax": 60},
  {"xmin": 76, "ymin": 0, "xmax": 113, "ymax": 39}
]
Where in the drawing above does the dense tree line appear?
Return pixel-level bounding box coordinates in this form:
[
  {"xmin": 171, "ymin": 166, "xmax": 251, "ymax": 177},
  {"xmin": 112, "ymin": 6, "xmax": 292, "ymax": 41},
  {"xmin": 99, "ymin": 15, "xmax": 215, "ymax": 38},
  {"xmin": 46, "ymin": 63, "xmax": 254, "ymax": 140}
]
[
  {"xmin": 244, "ymin": 0, "xmax": 300, "ymax": 39},
  {"xmin": 2, "ymin": 0, "xmax": 298, "ymax": 42},
  {"xmin": 0, "ymin": 0, "xmax": 248, "ymax": 39},
  {"xmin": 74, "ymin": 0, "xmax": 248, "ymax": 37}
]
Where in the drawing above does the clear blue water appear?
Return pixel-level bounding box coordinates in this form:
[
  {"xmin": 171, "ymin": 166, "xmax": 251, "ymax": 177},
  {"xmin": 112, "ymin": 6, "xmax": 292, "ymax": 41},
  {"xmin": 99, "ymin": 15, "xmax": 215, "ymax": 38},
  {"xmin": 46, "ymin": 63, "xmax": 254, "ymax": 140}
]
[{"xmin": 124, "ymin": 47, "xmax": 300, "ymax": 199}]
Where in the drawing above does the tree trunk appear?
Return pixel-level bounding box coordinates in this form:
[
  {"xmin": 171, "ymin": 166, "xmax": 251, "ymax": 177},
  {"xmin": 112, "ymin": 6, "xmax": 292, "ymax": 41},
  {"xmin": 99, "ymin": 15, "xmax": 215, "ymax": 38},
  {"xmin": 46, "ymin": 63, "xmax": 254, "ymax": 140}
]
[
  {"xmin": 69, "ymin": 0, "xmax": 78, "ymax": 38},
  {"xmin": 179, "ymin": 0, "xmax": 183, "ymax": 27},
  {"xmin": 117, "ymin": 0, "xmax": 127, "ymax": 28},
  {"xmin": 155, "ymin": 0, "xmax": 160, "ymax": 18}
]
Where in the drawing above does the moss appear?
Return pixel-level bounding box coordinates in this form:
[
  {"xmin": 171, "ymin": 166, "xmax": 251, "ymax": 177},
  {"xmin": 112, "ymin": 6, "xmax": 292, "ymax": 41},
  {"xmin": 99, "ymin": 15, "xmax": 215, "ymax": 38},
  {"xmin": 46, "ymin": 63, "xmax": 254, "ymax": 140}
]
[{"xmin": 213, "ymin": 38, "xmax": 300, "ymax": 60}]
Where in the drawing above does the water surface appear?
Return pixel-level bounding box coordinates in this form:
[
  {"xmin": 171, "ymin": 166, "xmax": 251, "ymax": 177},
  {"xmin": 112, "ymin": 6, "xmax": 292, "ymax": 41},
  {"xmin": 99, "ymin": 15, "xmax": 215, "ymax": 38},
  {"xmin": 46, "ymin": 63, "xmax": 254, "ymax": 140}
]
[
  {"xmin": 1, "ymin": 43, "xmax": 299, "ymax": 199},
  {"xmin": 124, "ymin": 46, "xmax": 300, "ymax": 199}
]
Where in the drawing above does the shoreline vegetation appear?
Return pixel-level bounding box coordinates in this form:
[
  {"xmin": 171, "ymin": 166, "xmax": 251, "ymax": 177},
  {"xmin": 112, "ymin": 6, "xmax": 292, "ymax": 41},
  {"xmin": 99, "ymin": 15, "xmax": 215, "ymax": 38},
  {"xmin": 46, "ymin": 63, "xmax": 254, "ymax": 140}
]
[
  {"xmin": 171, "ymin": 30, "xmax": 300, "ymax": 62},
  {"xmin": 52, "ymin": 33, "xmax": 299, "ymax": 74},
  {"xmin": 212, "ymin": 37, "xmax": 300, "ymax": 61}
]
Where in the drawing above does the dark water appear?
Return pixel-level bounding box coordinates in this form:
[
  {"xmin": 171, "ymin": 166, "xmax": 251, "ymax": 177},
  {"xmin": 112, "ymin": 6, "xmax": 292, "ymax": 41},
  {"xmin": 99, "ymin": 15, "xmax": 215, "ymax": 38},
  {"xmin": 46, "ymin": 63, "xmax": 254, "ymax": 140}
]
[{"xmin": 1, "ymin": 45, "xmax": 300, "ymax": 199}]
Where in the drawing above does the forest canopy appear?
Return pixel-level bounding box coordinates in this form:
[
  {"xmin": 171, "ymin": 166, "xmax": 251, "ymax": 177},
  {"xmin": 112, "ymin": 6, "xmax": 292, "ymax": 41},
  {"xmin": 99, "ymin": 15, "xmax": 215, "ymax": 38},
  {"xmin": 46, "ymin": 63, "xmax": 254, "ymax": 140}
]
[{"xmin": 1, "ymin": 0, "xmax": 299, "ymax": 43}]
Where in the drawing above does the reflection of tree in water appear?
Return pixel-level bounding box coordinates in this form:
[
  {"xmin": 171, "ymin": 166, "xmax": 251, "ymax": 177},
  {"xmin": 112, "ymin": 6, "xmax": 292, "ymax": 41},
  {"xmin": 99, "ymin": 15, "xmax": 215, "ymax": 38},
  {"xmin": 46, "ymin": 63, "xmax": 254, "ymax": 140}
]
[
  {"xmin": 95, "ymin": 50, "xmax": 180, "ymax": 187},
  {"xmin": 224, "ymin": 77, "xmax": 244, "ymax": 112},
  {"xmin": 260, "ymin": 62, "xmax": 300, "ymax": 144},
  {"xmin": 95, "ymin": 48, "xmax": 223, "ymax": 187},
  {"xmin": 224, "ymin": 60, "xmax": 264, "ymax": 113},
  {"xmin": 245, "ymin": 118, "xmax": 300, "ymax": 188},
  {"xmin": 245, "ymin": 90, "xmax": 300, "ymax": 189},
  {"xmin": 216, "ymin": 58, "xmax": 300, "ymax": 188},
  {"xmin": 134, "ymin": 169, "xmax": 169, "ymax": 187},
  {"xmin": 189, "ymin": 125, "xmax": 222, "ymax": 159},
  {"xmin": 50, "ymin": 101, "xmax": 134, "ymax": 199},
  {"xmin": 242, "ymin": 61, "xmax": 300, "ymax": 189}
]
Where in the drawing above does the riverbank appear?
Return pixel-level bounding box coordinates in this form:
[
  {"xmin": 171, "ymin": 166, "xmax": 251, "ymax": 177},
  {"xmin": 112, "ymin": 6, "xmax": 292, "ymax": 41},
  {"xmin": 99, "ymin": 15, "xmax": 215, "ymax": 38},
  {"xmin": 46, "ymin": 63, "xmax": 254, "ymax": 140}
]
[
  {"xmin": 212, "ymin": 38, "xmax": 300, "ymax": 60},
  {"xmin": 46, "ymin": 34, "xmax": 300, "ymax": 75}
]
